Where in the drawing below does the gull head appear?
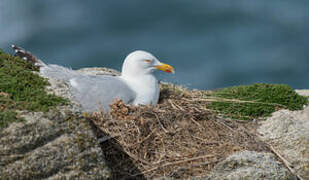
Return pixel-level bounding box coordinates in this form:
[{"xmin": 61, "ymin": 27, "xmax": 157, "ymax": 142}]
[{"xmin": 121, "ymin": 50, "xmax": 174, "ymax": 77}]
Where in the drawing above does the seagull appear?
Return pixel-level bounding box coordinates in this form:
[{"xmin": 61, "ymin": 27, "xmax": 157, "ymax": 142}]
[{"xmin": 12, "ymin": 45, "xmax": 175, "ymax": 112}]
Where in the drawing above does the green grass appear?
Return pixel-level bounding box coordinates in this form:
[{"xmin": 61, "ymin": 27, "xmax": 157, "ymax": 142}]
[
  {"xmin": 208, "ymin": 83, "xmax": 308, "ymax": 120},
  {"xmin": 0, "ymin": 49, "xmax": 68, "ymax": 129}
]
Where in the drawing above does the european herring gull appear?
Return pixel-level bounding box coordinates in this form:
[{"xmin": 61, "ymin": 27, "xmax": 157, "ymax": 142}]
[{"xmin": 12, "ymin": 45, "xmax": 175, "ymax": 112}]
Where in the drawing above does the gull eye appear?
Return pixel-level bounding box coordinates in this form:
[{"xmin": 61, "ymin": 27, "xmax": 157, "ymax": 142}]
[{"xmin": 144, "ymin": 59, "xmax": 152, "ymax": 63}]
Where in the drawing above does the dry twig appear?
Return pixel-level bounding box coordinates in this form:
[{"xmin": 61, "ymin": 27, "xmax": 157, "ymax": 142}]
[
  {"xmin": 267, "ymin": 144, "xmax": 304, "ymax": 180},
  {"xmin": 88, "ymin": 84, "xmax": 271, "ymax": 179},
  {"xmin": 133, "ymin": 154, "xmax": 216, "ymax": 176}
]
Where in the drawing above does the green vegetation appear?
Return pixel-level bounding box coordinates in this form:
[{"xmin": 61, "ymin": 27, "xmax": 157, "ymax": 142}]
[
  {"xmin": 0, "ymin": 47, "xmax": 307, "ymax": 128},
  {"xmin": 208, "ymin": 83, "xmax": 308, "ymax": 120},
  {"xmin": 0, "ymin": 49, "xmax": 67, "ymax": 129}
]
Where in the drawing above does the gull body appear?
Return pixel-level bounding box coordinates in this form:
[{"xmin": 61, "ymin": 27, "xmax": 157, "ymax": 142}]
[{"xmin": 12, "ymin": 45, "xmax": 174, "ymax": 112}]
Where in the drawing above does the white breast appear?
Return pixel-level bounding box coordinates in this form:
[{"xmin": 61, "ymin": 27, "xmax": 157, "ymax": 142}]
[{"xmin": 121, "ymin": 74, "xmax": 159, "ymax": 105}]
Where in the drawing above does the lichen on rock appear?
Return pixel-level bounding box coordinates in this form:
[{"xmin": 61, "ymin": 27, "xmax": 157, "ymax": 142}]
[
  {"xmin": 0, "ymin": 109, "xmax": 110, "ymax": 179},
  {"xmin": 0, "ymin": 50, "xmax": 110, "ymax": 179},
  {"xmin": 2, "ymin": 48, "xmax": 307, "ymax": 179},
  {"xmin": 205, "ymin": 151, "xmax": 295, "ymax": 180},
  {"xmin": 258, "ymin": 92, "xmax": 309, "ymax": 179}
]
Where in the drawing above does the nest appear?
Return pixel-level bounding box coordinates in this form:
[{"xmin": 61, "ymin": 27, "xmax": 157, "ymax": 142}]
[{"xmin": 87, "ymin": 84, "xmax": 269, "ymax": 179}]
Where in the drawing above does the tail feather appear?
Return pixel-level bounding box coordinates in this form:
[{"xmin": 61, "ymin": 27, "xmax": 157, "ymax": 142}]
[
  {"xmin": 11, "ymin": 45, "xmax": 81, "ymax": 82},
  {"xmin": 11, "ymin": 45, "xmax": 46, "ymax": 67}
]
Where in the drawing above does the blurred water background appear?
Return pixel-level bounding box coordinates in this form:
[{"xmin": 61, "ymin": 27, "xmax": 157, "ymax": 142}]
[{"xmin": 1, "ymin": 0, "xmax": 309, "ymax": 90}]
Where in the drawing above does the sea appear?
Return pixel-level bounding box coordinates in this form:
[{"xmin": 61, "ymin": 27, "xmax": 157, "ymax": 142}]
[{"xmin": 1, "ymin": 0, "xmax": 309, "ymax": 90}]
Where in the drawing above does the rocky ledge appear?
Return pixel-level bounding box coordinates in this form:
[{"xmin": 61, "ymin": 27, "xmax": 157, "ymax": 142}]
[
  {"xmin": 0, "ymin": 109, "xmax": 110, "ymax": 179},
  {"xmin": 257, "ymin": 90, "xmax": 309, "ymax": 179},
  {"xmin": 1, "ymin": 65, "xmax": 309, "ymax": 179},
  {"xmin": 0, "ymin": 68, "xmax": 112, "ymax": 179}
]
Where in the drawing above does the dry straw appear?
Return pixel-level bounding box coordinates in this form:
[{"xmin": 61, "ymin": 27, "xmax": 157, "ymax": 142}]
[{"xmin": 87, "ymin": 83, "xmax": 270, "ymax": 179}]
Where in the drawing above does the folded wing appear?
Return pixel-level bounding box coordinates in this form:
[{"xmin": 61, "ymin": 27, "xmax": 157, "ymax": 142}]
[{"xmin": 69, "ymin": 75, "xmax": 136, "ymax": 112}]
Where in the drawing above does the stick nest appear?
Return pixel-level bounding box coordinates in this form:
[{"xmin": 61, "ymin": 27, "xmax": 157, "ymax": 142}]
[{"xmin": 87, "ymin": 83, "xmax": 269, "ymax": 179}]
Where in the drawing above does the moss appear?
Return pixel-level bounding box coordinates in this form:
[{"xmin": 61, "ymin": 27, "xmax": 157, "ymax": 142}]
[
  {"xmin": 0, "ymin": 49, "xmax": 68, "ymax": 129},
  {"xmin": 208, "ymin": 83, "xmax": 308, "ymax": 120},
  {"xmin": 0, "ymin": 110, "xmax": 23, "ymax": 128}
]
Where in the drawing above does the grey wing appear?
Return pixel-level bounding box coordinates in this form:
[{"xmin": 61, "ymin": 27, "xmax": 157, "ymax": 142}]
[
  {"xmin": 69, "ymin": 75, "xmax": 136, "ymax": 112},
  {"xmin": 40, "ymin": 64, "xmax": 82, "ymax": 82}
]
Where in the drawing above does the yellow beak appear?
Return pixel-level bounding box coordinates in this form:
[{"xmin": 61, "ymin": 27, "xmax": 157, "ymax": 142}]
[{"xmin": 155, "ymin": 63, "xmax": 175, "ymax": 74}]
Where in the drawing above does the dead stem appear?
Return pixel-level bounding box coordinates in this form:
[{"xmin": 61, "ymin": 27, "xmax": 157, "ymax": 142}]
[
  {"xmin": 267, "ymin": 143, "xmax": 304, "ymax": 180},
  {"xmin": 133, "ymin": 154, "xmax": 216, "ymax": 176},
  {"xmin": 88, "ymin": 84, "xmax": 271, "ymax": 179}
]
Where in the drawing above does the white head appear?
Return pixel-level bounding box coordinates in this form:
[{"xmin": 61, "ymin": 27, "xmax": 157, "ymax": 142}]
[{"xmin": 121, "ymin": 50, "xmax": 174, "ymax": 77}]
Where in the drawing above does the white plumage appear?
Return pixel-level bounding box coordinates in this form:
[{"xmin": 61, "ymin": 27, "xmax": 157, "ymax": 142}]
[{"xmin": 39, "ymin": 50, "xmax": 174, "ymax": 112}]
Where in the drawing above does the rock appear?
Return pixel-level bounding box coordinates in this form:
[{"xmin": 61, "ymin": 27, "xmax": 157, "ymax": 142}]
[
  {"xmin": 258, "ymin": 100, "xmax": 309, "ymax": 179},
  {"xmin": 2, "ymin": 64, "xmax": 307, "ymax": 179},
  {"xmin": 295, "ymin": 89, "xmax": 309, "ymax": 97},
  {"xmin": 205, "ymin": 151, "xmax": 294, "ymax": 180},
  {"xmin": 0, "ymin": 110, "xmax": 110, "ymax": 179},
  {"xmin": 77, "ymin": 67, "xmax": 120, "ymax": 76},
  {"xmin": 0, "ymin": 68, "xmax": 115, "ymax": 179},
  {"xmin": 44, "ymin": 77, "xmax": 82, "ymax": 113}
]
